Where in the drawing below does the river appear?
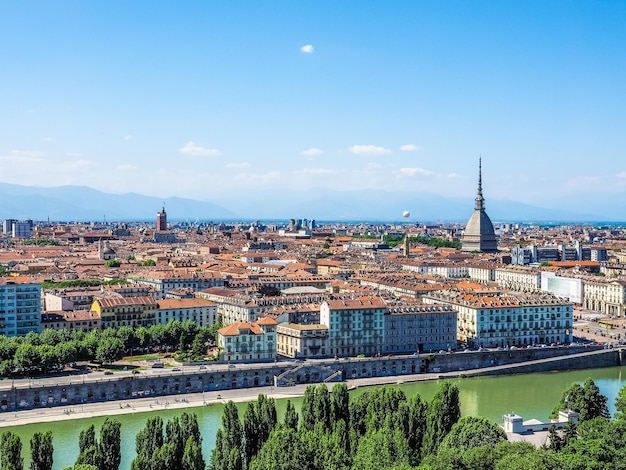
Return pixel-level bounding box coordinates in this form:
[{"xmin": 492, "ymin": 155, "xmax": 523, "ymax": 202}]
[{"xmin": 4, "ymin": 365, "xmax": 626, "ymax": 469}]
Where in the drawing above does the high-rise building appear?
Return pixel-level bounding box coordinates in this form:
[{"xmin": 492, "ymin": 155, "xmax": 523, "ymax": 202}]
[
  {"xmin": 11, "ymin": 221, "xmax": 32, "ymax": 239},
  {"xmin": 461, "ymin": 158, "xmax": 498, "ymax": 253},
  {"xmin": 3, "ymin": 219, "xmax": 16, "ymax": 235},
  {"xmin": 0, "ymin": 277, "xmax": 41, "ymax": 337},
  {"xmin": 156, "ymin": 207, "xmax": 167, "ymax": 231}
]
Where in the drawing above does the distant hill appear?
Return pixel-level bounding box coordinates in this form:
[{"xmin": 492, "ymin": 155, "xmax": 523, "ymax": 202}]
[
  {"xmin": 216, "ymin": 188, "xmax": 607, "ymax": 223},
  {"xmin": 0, "ymin": 183, "xmax": 236, "ymax": 221},
  {"xmin": 0, "ymin": 183, "xmax": 611, "ymax": 223}
]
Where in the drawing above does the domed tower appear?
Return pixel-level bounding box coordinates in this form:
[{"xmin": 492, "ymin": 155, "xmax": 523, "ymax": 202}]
[{"xmin": 461, "ymin": 158, "xmax": 498, "ymax": 252}]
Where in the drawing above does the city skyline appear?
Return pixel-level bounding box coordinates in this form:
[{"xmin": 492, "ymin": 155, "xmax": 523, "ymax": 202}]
[{"xmin": 1, "ymin": 2, "xmax": 626, "ymax": 215}]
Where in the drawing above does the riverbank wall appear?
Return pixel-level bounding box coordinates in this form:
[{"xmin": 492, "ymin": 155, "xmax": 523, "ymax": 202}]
[
  {"xmin": 462, "ymin": 348, "xmax": 620, "ymax": 377},
  {"xmin": 0, "ymin": 346, "xmax": 615, "ymax": 412}
]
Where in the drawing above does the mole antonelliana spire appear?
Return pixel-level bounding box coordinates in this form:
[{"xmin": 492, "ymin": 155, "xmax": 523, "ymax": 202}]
[{"xmin": 461, "ymin": 157, "xmax": 498, "ymax": 252}]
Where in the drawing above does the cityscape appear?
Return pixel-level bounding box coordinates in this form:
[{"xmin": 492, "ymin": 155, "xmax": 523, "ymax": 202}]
[{"xmin": 2, "ymin": 1, "xmax": 626, "ymax": 469}]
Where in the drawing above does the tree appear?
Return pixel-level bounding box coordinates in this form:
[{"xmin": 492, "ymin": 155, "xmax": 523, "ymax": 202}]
[
  {"xmin": 243, "ymin": 402, "xmax": 259, "ymax": 465},
  {"xmin": 352, "ymin": 425, "xmax": 412, "ymax": 470},
  {"xmin": 14, "ymin": 343, "xmax": 40, "ymax": 373},
  {"xmin": 95, "ymin": 338, "xmax": 124, "ymax": 365},
  {"xmin": 249, "ymin": 425, "xmax": 309, "ymax": 470},
  {"xmin": 439, "ymin": 416, "xmax": 507, "ymax": 453},
  {"xmin": 1, "ymin": 431, "xmax": 23, "ymax": 470},
  {"xmin": 422, "ymin": 382, "xmax": 461, "ymax": 456},
  {"xmin": 283, "ymin": 400, "xmax": 299, "ymax": 430},
  {"xmin": 551, "ymin": 378, "xmax": 610, "ymax": 422},
  {"xmin": 301, "ymin": 385, "xmax": 317, "ymax": 431},
  {"xmin": 165, "ymin": 413, "xmax": 201, "ymax": 467},
  {"xmin": 181, "ymin": 436, "xmax": 205, "ymax": 470},
  {"xmin": 134, "ymin": 416, "xmax": 164, "ymax": 460},
  {"xmin": 330, "ymin": 383, "xmax": 350, "ymax": 427},
  {"xmin": 403, "ymin": 393, "xmax": 427, "ymax": 464},
  {"xmin": 104, "ymin": 259, "xmax": 121, "ymax": 268},
  {"xmin": 615, "ymin": 384, "xmax": 626, "ymax": 420},
  {"xmin": 75, "ymin": 425, "xmax": 99, "ymax": 469},
  {"xmin": 30, "ymin": 431, "xmax": 53, "ymax": 470},
  {"xmin": 210, "ymin": 401, "xmax": 243, "ymax": 470},
  {"xmin": 99, "ymin": 418, "xmax": 121, "ymax": 470},
  {"xmin": 141, "ymin": 259, "xmax": 156, "ymax": 266}
]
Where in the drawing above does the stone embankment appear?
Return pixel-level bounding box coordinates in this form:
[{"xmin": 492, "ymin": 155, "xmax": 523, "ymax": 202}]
[{"xmin": 0, "ymin": 345, "xmax": 618, "ymax": 413}]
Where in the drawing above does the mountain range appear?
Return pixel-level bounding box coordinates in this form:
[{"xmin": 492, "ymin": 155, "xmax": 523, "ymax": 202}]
[{"xmin": 0, "ymin": 182, "xmax": 616, "ymax": 223}]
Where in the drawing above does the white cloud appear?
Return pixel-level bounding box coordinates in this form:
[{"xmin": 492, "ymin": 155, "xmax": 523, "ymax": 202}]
[
  {"xmin": 617, "ymin": 171, "xmax": 626, "ymax": 179},
  {"xmin": 398, "ymin": 167, "xmax": 433, "ymax": 177},
  {"xmin": 349, "ymin": 145, "xmax": 392, "ymax": 156},
  {"xmin": 6, "ymin": 149, "xmax": 46, "ymax": 159},
  {"xmin": 234, "ymin": 171, "xmax": 281, "ymax": 184},
  {"xmin": 300, "ymin": 44, "xmax": 314, "ymax": 54},
  {"xmin": 226, "ymin": 162, "xmax": 251, "ymax": 169},
  {"xmin": 300, "ymin": 147, "xmax": 324, "ymax": 156},
  {"xmin": 400, "ymin": 144, "xmax": 421, "ymax": 152},
  {"xmin": 448, "ymin": 173, "xmax": 463, "ymax": 178},
  {"xmin": 294, "ymin": 168, "xmax": 336, "ymax": 176},
  {"xmin": 123, "ymin": 135, "xmax": 133, "ymax": 141},
  {"xmin": 179, "ymin": 141, "xmax": 220, "ymax": 157},
  {"xmin": 117, "ymin": 164, "xmax": 137, "ymax": 171}
]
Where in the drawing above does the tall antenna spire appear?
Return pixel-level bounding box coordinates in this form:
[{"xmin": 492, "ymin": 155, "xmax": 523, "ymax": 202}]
[{"xmin": 475, "ymin": 156, "xmax": 485, "ymax": 211}]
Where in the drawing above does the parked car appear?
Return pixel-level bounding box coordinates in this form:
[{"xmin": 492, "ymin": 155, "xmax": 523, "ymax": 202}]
[{"xmin": 152, "ymin": 362, "xmax": 164, "ymax": 368}]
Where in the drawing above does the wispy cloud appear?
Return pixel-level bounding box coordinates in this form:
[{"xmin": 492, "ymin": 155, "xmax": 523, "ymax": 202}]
[
  {"xmin": 398, "ymin": 167, "xmax": 433, "ymax": 177},
  {"xmin": 7, "ymin": 150, "xmax": 46, "ymax": 158},
  {"xmin": 349, "ymin": 145, "xmax": 391, "ymax": 156},
  {"xmin": 179, "ymin": 141, "xmax": 220, "ymax": 157},
  {"xmin": 617, "ymin": 171, "xmax": 626, "ymax": 179},
  {"xmin": 447, "ymin": 173, "xmax": 463, "ymax": 178},
  {"xmin": 117, "ymin": 164, "xmax": 137, "ymax": 171},
  {"xmin": 400, "ymin": 144, "xmax": 421, "ymax": 152},
  {"xmin": 300, "ymin": 147, "xmax": 323, "ymax": 157},
  {"xmin": 123, "ymin": 135, "xmax": 133, "ymax": 141},
  {"xmin": 294, "ymin": 167, "xmax": 336, "ymax": 176},
  {"xmin": 226, "ymin": 162, "xmax": 250, "ymax": 169},
  {"xmin": 234, "ymin": 171, "xmax": 281, "ymax": 184},
  {"xmin": 300, "ymin": 44, "xmax": 314, "ymax": 54}
]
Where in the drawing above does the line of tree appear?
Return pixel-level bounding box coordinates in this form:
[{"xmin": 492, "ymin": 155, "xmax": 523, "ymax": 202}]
[
  {"xmin": 130, "ymin": 412, "xmax": 204, "ymax": 470},
  {"xmin": 408, "ymin": 236, "xmax": 462, "ymax": 249},
  {"xmin": 40, "ymin": 279, "xmax": 128, "ymax": 289},
  {"xmin": 0, "ymin": 320, "xmax": 224, "ymax": 376},
  {"xmin": 210, "ymin": 382, "xmax": 463, "ymax": 470}
]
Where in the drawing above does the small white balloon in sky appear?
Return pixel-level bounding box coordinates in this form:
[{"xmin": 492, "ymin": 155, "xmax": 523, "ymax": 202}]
[{"xmin": 403, "ymin": 211, "xmax": 410, "ymax": 218}]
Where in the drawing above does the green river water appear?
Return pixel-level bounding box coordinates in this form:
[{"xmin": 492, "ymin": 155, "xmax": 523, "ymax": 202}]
[{"xmin": 4, "ymin": 365, "xmax": 626, "ymax": 469}]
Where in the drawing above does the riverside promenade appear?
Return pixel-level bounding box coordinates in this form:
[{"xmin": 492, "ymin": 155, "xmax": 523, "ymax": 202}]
[{"xmin": 0, "ymin": 346, "xmax": 620, "ymax": 429}]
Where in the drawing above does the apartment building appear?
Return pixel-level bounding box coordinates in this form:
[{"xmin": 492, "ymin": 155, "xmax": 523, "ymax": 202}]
[
  {"xmin": 423, "ymin": 290, "xmax": 573, "ymax": 348},
  {"xmin": 128, "ymin": 270, "xmax": 225, "ymax": 296},
  {"xmin": 384, "ymin": 303, "xmax": 458, "ymax": 354},
  {"xmin": 41, "ymin": 310, "xmax": 101, "ymax": 333},
  {"xmin": 156, "ymin": 298, "xmax": 217, "ymax": 326},
  {"xmin": 276, "ymin": 323, "xmax": 329, "ymax": 358},
  {"xmin": 90, "ymin": 296, "xmax": 157, "ymax": 329},
  {"xmin": 320, "ymin": 296, "xmax": 386, "ymax": 357},
  {"xmin": 0, "ymin": 276, "xmax": 41, "ymax": 337},
  {"xmin": 494, "ymin": 266, "xmax": 542, "ymax": 291},
  {"xmin": 217, "ymin": 317, "xmax": 278, "ymax": 362},
  {"xmin": 198, "ymin": 287, "xmax": 328, "ymax": 324}
]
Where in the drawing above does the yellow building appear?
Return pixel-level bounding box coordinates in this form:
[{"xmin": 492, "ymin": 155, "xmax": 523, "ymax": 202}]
[{"xmin": 90, "ymin": 296, "xmax": 157, "ymax": 329}]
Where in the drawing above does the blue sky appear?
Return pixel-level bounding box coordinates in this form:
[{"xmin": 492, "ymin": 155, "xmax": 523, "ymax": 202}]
[{"xmin": 1, "ymin": 1, "xmax": 625, "ymax": 212}]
